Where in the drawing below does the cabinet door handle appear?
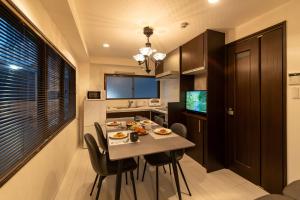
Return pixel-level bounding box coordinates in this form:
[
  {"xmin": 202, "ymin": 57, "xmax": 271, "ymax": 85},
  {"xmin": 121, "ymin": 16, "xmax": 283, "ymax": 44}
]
[
  {"xmin": 199, "ymin": 120, "xmax": 201, "ymax": 133},
  {"xmin": 227, "ymin": 107, "xmax": 234, "ymax": 116}
]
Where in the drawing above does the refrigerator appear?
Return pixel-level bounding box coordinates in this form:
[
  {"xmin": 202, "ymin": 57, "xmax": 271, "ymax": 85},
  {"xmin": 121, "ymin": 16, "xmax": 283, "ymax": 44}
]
[{"xmin": 83, "ymin": 100, "xmax": 107, "ymax": 148}]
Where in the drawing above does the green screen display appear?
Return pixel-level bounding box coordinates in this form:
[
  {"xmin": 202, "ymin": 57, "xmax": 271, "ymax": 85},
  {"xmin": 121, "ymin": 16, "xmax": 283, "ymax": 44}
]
[{"xmin": 186, "ymin": 91, "xmax": 207, "ymax": 113}]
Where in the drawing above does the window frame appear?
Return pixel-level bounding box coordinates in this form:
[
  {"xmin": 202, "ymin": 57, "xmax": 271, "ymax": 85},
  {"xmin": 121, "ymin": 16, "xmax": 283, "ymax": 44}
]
[
  {"xmin": 104, "ymin": 74, "xmax": 160, "ymax": 100},
  {"xmin": 0, "ymin": 1, "xmax": 76, "ymax": 187}
]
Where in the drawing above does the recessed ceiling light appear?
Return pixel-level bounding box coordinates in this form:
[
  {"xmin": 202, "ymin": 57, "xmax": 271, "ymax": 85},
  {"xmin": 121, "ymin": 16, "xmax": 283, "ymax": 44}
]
[
  {"xmin": 102, "ymin": 43, "xmax": 110, "ymax": 48},
  {"xmin": 208, "ymin": 0, "xmax": 219, "ymax": 4}
]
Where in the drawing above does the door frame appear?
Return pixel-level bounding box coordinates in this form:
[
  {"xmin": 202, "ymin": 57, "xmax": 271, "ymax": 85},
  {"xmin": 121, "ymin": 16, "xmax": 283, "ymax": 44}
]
[{"xmin": 225, "ymin": 21, "xmax": 287, "ymax": 187}]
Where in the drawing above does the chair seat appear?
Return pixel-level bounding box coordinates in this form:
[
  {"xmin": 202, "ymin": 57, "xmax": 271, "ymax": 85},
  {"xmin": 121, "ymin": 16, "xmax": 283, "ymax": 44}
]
[
  {"xmin": 255, "ymin": 194, "xmax": 294, "ymax": 200},
  {"xmin": 283, "ymin": 180, "xmax": 300, "ymax": 199},
  {"xmin": 98, "ymin": 154, "xmax": 137, "ymax": 176},
  {"xmin": 144, "ymin": 152, "xmax": 172, "ymax": 166}
]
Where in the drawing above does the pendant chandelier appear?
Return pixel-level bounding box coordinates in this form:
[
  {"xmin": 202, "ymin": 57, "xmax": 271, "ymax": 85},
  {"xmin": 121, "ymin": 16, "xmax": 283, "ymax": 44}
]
[{"xmin": 133, "ymin": 26, "xmax": 166, "ymax": 73}]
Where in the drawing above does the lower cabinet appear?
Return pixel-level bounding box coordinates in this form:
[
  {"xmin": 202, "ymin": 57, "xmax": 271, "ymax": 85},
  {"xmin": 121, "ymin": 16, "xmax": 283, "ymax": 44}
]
[
  {"xmin": 106, "ymin": 111, "xmax": 150, "ymax": 119},
  {"xmin": 185, "ymin": 113, "xmax": 206, "ymax": 166}
]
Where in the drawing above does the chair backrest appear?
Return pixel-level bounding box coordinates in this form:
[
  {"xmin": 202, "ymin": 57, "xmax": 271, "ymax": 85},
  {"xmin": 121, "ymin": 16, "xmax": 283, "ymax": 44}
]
[
  {"xmin": 170, "ymin": 123, "xmax": 187, "ymax": 138},
  {"xmin": 94, "ymin": 122, "xmax": 108, "ymax": 152},
  {"xmin": 154, "ymin": 116, "xmax": 164, "ymax": 126},
  {"xmin": 170, "ymin": 123, "xmax": 187, "ymax": 160},
  {"xmin": 84, "ymin": 134, "xmax": 102, "ymax": 174}
]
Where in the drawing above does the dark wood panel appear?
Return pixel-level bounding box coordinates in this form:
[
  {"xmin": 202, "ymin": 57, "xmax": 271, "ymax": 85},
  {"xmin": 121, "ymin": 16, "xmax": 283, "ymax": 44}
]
[
  {"xmin": 227, "ymin": 37, "xmax": 261, "ymax": 184},
  {"xmin": 260, "ymin": 28, "xmax": 284, "ymax": 193},
  {"xmin": 181, "ymin": 33, "xmax": 204, "ymax": 72},
  {"xmin": 155, "ymin": 62, "xmax": 163, "ymax": 75},
  {"xmin": 106, "ymin": 111, "xmax": 150, "ymax": 119},
  {"xmin": 205, "ymin": 30, "xmax": 225, "ymax": 172},
  {"xmin": 185, "ymin": 115, "xmax": 204, "ymax": 165}
]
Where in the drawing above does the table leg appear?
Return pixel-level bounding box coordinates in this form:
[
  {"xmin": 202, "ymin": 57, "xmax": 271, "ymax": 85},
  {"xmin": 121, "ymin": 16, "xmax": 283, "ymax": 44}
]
[
  {"xmin": 115, "ymin": 160, "xmax": 123, "ymax": 200},
  {"xmin": 171, "ymin": 151, "xmax": 182, "ymax": 200}
]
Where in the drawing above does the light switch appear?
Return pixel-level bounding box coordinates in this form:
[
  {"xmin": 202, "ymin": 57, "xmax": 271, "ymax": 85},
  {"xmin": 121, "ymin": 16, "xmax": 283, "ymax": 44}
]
[
  {"xmin": 290, "ymin": 87, "xmax": 300, "ymax": 99},
  {"xmin": 289, "ymin": 73, "xmax": 300, "ymax": 85}
]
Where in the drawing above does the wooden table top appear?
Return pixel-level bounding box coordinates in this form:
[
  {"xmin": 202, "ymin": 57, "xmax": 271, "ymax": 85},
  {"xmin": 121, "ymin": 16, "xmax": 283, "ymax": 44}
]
[{"xmin": 106, "ymin": 118, "xmax": 195, "ymax": 161}]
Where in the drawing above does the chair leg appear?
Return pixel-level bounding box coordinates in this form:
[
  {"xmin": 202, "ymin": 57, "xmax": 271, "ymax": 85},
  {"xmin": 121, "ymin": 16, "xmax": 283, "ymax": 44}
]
[
  {"xmin": 162, "ymin": 165, "xmax": 167, "ymax": 173},
  {"xmin": 130, "ymin": 170, "xmax": 137, "ymax": 200},
  {"xmin": 177, "ymin": 161, "xmax": 192, "ymax": 196},
  {"xmin": 125, "ymin": 172, "xmax": 128, "ymax": 185},
  {"xmin": 169, "ymin": 164, "xmax": 172, "ymax": 175},
  {"xmin": 96, "ymin": 176, "xmax": 105, "ymax": 200},
  {"xmin": 142, "ymin": 161, "xmax": 147, "ymax": 181},
  {"xmin": 137, "ymin": 156, "xmax": 140, "ymax": 180},
  {"xmin": 156, "ymin": 166, "xmax": 159, "ymax": 200},
  {"xmin": 90, "ymin": 174, "xmax": 99, "ymax": 196}
]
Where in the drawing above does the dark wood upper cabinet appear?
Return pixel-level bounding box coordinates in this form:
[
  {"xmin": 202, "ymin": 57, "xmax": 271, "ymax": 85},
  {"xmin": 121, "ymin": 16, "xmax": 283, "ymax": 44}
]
[
  {"xmin": 155, "ymin": 61, "xmax": 163, "ymax": 75},
  {"xmin": 181, "ymin": 33, "xmax": 204, "ymax": 73}
]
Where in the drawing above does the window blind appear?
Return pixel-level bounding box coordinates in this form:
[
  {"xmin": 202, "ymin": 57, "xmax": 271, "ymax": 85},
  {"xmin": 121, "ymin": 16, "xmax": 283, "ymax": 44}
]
[{"xmin": 0, "ymin": 3, "xmax": 76, "ymax": 186}]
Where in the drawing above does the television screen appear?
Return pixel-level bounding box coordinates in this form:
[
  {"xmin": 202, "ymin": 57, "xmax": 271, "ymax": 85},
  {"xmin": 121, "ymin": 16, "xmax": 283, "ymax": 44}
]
[{"xmin": 186, "ymin": 90, "xmax": 207, "ymax": 113}]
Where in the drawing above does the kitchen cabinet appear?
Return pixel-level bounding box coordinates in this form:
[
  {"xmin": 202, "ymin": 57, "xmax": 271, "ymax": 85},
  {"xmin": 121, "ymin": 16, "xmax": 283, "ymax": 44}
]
[
  {"xmin": 106, "ymin": 111, "xmax": 150, "ymax": 119},
  {"xmin": 182, "ymin": 33, "xmax": 204, "ymax": 73},
  {"xmin": 185, "ymin": 114, "xmax": 205, "ymax": 165},
  {"xmin": 155, "ymin": 62, "xmax": 163, "ymax": 75},
  {"xmin": 181, "ymin": 30, "xmax": 225, "ymax": 75}
]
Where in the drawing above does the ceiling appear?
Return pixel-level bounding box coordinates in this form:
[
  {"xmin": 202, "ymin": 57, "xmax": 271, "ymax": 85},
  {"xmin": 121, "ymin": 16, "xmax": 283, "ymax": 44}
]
[{"xmin": 40, "ymin": 0, "xmax": 290, "ymax": 62}]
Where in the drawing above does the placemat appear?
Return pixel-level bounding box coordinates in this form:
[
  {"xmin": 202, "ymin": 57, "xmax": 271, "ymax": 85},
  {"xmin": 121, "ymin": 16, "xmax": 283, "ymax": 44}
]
[{"xmin": 108, "ymin": 130, "xmax": 140, "ymax": 146}]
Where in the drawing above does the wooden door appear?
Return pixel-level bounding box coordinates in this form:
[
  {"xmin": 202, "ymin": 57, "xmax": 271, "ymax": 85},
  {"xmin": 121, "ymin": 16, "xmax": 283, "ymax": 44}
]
[
  {"xmin": 227, "ymin": 37, "xmax": 261, "ymax": 184},
  {"xmin": 260, "ymin": 28, "xmax": 284, "ymax": 193}
]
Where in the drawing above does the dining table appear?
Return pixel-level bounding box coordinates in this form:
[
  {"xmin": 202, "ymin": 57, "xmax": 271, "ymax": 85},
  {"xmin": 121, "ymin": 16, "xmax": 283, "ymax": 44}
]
[{"xmin": 105, "ymin": 117, "xmax": 195, "ymax": 200}]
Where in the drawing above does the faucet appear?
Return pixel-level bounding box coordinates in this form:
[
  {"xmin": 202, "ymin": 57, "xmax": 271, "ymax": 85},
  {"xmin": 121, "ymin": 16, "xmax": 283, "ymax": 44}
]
[{"xmin": 128, "ymin": 100, "xmax": 134, "ymax": 108}]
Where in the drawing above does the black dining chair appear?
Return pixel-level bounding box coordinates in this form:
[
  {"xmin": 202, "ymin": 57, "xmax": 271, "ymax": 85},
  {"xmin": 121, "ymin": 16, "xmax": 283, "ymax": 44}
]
[
  {"xmin": 153, "ymin": 116, "xmax": 164, "ymax": 126},
  {"xmin": 141, "ymin": 123, "xmax": 192, "ymax": 200},
  {"xmin": 84, "ymin": 133, "xmax": 138, "ymax": 200},
  {"xmin": 94, "ymin": 122, "xmax": 131, "ymax": 188}
]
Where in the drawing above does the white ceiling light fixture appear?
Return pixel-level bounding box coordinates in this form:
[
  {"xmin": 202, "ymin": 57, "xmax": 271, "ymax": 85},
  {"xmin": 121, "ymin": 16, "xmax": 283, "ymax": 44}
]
[
  {"xmin": 133, "ymin": 26, "xmax": 166, "ymax": 73},
  {"xmin": 102, "ymin": 43, "xmax": 110, "ymax": 48},
  {"xmin": 208, "ymin": 0, "xmax": 219, "ymax": 4}
]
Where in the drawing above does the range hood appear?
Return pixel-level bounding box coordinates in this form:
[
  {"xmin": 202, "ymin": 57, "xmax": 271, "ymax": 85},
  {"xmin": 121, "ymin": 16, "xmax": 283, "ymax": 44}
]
[{"xmin": 155, "ymin": 70, "xmax": 179, "ymax": 79}]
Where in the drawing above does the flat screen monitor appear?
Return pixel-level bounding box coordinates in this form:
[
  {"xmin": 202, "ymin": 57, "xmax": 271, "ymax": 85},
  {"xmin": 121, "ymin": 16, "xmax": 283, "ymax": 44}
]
[{"xmin": 186, "ymin": 90, "xmax": 207, "ymax": 114}]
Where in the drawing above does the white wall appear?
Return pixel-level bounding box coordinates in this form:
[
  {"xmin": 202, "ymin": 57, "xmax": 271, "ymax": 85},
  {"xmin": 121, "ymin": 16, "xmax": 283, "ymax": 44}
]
[
  {"xmin": 226, "ymin": 0, "xmax": 300, "ymax": 183},
  {"xmin": 0, "ymin": 0, "xmax": 79, "ymax": 199}
]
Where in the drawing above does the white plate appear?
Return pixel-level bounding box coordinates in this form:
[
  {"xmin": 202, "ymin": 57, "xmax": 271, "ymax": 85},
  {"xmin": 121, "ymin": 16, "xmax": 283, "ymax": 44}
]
[
  {"xmin": 140, "ymin": 120, "xmax": 153, "ymax": 125},
  {"xmin": 106, "ymin": 121, "xmax": 121, "ymax": 126},
  {"xmin": 109, "ymin": 132, "xmax": 128, "ymax": 139},
  {"xmin": 153, "ymin": 128, "xmax": 172, "ymax": 135}
]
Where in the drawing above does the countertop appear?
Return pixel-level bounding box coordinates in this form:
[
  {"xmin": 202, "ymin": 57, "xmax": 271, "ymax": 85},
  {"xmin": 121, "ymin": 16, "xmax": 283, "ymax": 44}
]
[{"xmin": 107, "ymin": 106, "xmax": 168, "ymax": 114}]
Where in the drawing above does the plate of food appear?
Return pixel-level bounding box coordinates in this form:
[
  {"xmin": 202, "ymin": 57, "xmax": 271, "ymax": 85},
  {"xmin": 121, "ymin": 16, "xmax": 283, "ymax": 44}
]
[
  {"xmin": 109, "ymin": 132, "xmax": 128, "ymax": 139},
  {"xmin": 106, "ymin": 121, "xmax": 120, "ymax": 126},
  {"xmin": 140, "ymin": 120, "xmax": 152, "ymax": 125},
  {"xmin": 134, "ymin": 126, "xmax": 148, "ymax": 136},
  {"xmin": 153, "ymin": 128, "xmax": 172, "ymax": 135},
  {"xmin": 126, "ymin": 120, "xmax": 136, "ymax": 127}
]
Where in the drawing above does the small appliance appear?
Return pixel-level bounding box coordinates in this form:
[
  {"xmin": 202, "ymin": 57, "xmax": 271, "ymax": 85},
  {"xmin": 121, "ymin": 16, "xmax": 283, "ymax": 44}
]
[
  {"xmin": 86, "ymin": 90, "xmax": 106, "ymax": 100},
  {"xmin": 148, "ymin": 98, "xmax": 161, "ymax": 107}
]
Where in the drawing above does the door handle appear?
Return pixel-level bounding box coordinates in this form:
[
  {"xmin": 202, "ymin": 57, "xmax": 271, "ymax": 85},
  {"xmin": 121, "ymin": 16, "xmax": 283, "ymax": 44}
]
[{"xmin": 227, "ymin": 108, "xmax": 234, "ymax": 116}]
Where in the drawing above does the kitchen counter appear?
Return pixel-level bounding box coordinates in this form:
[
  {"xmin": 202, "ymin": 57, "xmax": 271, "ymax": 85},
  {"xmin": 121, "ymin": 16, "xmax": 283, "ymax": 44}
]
[{"xmin": 107, "ymin": 106, "xmax": 168, "ymax": 114}]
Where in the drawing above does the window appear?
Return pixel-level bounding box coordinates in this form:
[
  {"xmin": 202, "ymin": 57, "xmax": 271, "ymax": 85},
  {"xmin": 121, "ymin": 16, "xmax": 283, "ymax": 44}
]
[
  {"xmin": 105, "ymin": 74, "xmax": 159, "ymax": 99},
  {"xmin": 0, "ymin": 3, "xmax": 76, "ymax": 186}
]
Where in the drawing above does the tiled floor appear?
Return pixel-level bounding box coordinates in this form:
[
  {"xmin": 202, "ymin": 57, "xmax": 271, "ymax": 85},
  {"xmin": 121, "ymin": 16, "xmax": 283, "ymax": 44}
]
[{"xmin": 54, "ymin": 149, "xmax": 268, "ymax": 200}]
